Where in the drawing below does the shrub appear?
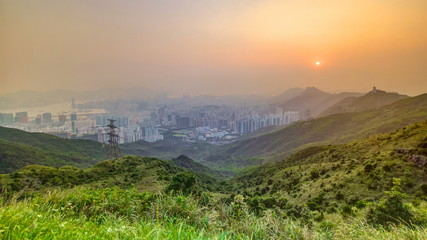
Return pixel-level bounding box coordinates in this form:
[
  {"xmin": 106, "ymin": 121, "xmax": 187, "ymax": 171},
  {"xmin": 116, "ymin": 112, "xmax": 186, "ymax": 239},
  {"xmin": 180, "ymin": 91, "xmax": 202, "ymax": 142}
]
[
  {"xmin": 364, "ymin": 164, "xmax": 376, "ymax": 172},
  {"xmin": 341, "ymin": 205, "xmax": 354, "ymax": 216},
  {"xmin": 354, "ymin": 200, "xmax": 368, "ymax": 209},
  {"xmin": 367, "ymin": 178, "xmax": 415, "ymax": 227},
  {"xmin": 165, "ymin": 172, "xmax": 197, "ymax": 195},
  {"xmin": 310, "ymin": 170, "xmax": 320, "ymax": 179},
  {"xmin": 420, "ymin": 184, "xmax": 427, "ymax": 195},
  {"xmin": 307, "ymin": 202, "xmax": 321, "ymax": 211},
  {"xmin": 335, "ymin": 191, "xmax": 345, "ymax": 201},
  {"xmin": 231, "ymin": 195, "xmax": 248, "ymax": 220}
]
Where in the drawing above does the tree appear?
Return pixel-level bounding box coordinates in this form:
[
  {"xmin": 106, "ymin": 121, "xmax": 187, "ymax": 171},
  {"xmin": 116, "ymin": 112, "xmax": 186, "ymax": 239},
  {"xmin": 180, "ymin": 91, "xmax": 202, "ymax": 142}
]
[{"xmin": 166, "ymin": 172, "xmax": 197, "ymax": 195}]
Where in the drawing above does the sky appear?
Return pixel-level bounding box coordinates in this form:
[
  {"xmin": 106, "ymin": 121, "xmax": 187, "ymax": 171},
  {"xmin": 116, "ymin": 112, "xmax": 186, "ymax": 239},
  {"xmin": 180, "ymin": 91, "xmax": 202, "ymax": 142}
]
[{"xmin": 1, "ymin": 0, "xmax": 427, "ymax": 96}]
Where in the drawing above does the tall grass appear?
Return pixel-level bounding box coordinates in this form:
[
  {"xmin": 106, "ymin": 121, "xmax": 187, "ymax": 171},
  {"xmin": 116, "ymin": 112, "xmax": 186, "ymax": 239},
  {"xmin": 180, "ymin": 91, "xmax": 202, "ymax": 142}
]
[{"xmin": 1, "ymin": 187, "xmax": 426, "ymax": 240}]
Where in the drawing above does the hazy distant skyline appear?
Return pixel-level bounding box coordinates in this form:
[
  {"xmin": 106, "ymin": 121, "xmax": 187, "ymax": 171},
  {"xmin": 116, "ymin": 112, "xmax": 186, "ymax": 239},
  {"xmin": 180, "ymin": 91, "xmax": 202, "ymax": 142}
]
[{"xmin": 1, "ymin": 0, "xmax": 427, "ymax": 96}]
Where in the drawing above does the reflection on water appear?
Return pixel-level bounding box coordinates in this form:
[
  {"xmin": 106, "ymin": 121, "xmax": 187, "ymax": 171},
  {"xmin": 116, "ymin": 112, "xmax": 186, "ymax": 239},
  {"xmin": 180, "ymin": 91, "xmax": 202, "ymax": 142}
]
[{"xmin": 3, "ymin": 102, "xmax": 107, "ymax": 118}]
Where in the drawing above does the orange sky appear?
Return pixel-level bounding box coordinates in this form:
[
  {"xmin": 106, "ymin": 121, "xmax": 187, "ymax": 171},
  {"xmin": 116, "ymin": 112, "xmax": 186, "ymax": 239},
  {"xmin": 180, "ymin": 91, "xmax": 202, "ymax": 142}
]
[{"xmin": 1, "ymin": 0, "xmax": 426, "ymax": 96}]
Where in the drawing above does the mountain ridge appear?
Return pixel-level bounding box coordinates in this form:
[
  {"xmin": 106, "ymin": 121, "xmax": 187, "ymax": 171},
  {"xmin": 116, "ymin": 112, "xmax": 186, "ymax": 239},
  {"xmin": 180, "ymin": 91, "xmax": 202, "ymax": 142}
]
[
  {"xmin": 203, "ymin": 93, "xmax": 427, "ymax": 170},
  {"xmin": 320, "ymin": 88, "xmax": 408, "ymax": 116},
  {"xmin": 278, "ymin": 87, "xmax": 363, "ymax": 118}
]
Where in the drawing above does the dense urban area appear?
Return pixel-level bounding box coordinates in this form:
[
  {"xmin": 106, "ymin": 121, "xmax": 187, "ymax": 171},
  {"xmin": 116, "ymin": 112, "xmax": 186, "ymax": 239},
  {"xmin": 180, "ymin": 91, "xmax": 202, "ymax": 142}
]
[{"xmin": 0, "ymin": 97, "xmax": 299, "ymax": 145}]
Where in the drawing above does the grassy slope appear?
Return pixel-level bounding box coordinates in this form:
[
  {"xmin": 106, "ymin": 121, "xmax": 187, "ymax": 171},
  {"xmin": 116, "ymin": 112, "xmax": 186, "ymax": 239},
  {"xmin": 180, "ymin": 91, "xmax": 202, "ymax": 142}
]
[
  {"xmin": 232, "ymin": 120, "xmax": 427, "ymax": 208},
  {"xmin": 0, "ymin": 139, "xmax": 102, "ymax": 174},
  {"xmin": 0, "ymin": 126, "xmax": 104, "ymax": 173},
  {"xmin": 0, "ymin": 155, "xmax": 220, "ymax": 196},
  {"xmin": 2, "ymin": 187, "xmax": 427, "ymax": 240},
  {"xmin": 0, "ymin": 126, "xmax": 103, "ymax": 156},
  {"xmin": 207, "ymin": 94, "xmax": 427, "ymax": 170}
]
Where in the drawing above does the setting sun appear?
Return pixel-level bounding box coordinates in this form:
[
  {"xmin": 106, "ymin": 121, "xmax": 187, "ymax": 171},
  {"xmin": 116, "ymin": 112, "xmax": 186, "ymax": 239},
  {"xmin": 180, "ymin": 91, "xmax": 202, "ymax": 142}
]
[{"xmin": 315, "ymin": 61, "xmax": 321, "ymax": 66}]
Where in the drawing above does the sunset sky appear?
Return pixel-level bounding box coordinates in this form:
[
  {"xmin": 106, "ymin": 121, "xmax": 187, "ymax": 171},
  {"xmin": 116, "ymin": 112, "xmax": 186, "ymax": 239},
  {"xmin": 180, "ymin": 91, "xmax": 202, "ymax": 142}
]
[{"xmin": 1, "ymin": 0, "xmax": 427, "ymax": 96}]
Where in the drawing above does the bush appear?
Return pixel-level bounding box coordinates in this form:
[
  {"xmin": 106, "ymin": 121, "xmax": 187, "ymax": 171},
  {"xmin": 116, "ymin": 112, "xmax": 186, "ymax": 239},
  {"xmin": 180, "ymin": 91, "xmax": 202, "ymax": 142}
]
[
  {"xmin": 165, "ymin": 172, "xmax": 197, "ymax": 195},
  {"xmin": 341, "ymin": 205, "xmax": 354, "ymax": 216},
  {"xmin": 231, "ymin": 195, "xmax": 248, "ymax": 220},
  {"xmin": 354, "ymin": 200, "xmax": 368, "ymax": 209},
  {"xmin": 310, "ymin": 170, "xmax": 320, "ymax": 179},
  {"xmin": 367, "ymin": 178, "xmax": 415, "ymax": 227},
  {"xmin": 420, "ymin": 184, "xmax": 427, "ymax": 195}
]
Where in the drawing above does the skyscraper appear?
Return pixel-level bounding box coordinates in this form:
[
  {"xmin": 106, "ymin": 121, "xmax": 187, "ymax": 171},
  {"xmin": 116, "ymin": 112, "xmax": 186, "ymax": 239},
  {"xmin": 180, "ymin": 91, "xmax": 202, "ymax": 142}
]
[
  {"xmin": 70, "ymin": 113, "xmax": 77, "ymax": 121},
  {"xmin": 15, "ymin": 112, "xmax": 28, "ymax": 124},
  {"xmin": 71, "ymin": 98, "xmax": 76, "ymax": 109},
  {"xmin": 43, "ymin": 112, "xmax": 52, "ymax": 123},
  {"xmin": 0, "ymin": 113, "xmax": 14, "ymax": 125},
  {"xmin": 58, "ymin": 115, "xmax": 67, "ymax": 124}
]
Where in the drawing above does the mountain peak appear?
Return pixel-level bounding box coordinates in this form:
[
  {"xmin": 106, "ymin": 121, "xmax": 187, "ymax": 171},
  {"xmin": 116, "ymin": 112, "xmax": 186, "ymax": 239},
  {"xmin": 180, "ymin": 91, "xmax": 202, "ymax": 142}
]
[
  {"xmin": 304, "ymin": 86, "xmax": 323, "ymax": 93},
  {"xmin": 320, "ymin": 87, "xmax": 408, "ymax": 116},
  {"xmin": 175, "ymin": 154, "xmax": 192, "ymax": 162}
]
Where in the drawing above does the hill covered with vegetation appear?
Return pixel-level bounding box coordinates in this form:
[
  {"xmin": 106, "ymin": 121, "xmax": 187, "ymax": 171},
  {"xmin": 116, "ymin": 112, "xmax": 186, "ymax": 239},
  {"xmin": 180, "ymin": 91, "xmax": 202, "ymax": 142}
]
[
  {"xmin": 0, "ymin": 127, "xmax": 105, "ymax": 173},
  {"xmin": 121, "ymin": 139, "xmax": 215, "ymax": 164},
  {"xmin": 320, "ymin": 89, "xmax": 408, "ymax": 116},
  {"xmin": 167, "ymin": 154, "xmax": 227, "ymax": 179},
  {"xmin": 278, "ymin": 87, "xmax": 362, "ymax": 117},
  {"xmin": 0, "ymin": 155, "xmax": 221, "ymax": 197},
  {"xmin": 1, "ymin": 120, "xmax": 427, "ymax": 239},
  {"xmin": 205, "ymin": 93, "xmax": 427, "ymax": 170},
  {"xmin": 232, "ymin": 120, "xmax": 427, "ymax": 210}
]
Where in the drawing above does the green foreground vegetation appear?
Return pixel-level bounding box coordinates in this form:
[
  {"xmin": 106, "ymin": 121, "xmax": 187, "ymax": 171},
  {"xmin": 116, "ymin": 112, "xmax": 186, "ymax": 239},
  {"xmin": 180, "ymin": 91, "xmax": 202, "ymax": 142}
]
[{"xmin": 1, "ymin": 186, "xmax": 427, "ymax": 240}]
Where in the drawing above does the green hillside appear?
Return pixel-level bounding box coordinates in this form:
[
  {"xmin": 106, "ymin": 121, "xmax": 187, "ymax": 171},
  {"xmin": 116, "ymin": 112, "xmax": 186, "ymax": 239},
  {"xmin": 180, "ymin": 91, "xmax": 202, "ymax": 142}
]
[
  {"xmin": 206, "ymin": 93, "xmax": 427, "ymax": 170},
  {"xmin": 167, "ymin": 154, "xmax": 227, "ymax": 179},
  {"xmin": 121, "ymin": 139, "xmax": 215, "ymax": 162},
  {"xmin": 231, "ymin": 120, "xmax": 427, "ymax": 209},
  {"xmin": 0, "ymin": 126, "xmax": 103, "ymax": 157},
  {"xmin": 0, "ymin": 139, "xmax": 102, "ymax": 174},
  {"xmin": 0, "ymin": 126, "xmax": 104, "ymax": 173},
  {"xmin": 0, "ymin": 155, "xmax": 220, "ymax": 196},
  {"xmin": 320, "ymin": 89, "xmax": 408, "ymax": 116}
]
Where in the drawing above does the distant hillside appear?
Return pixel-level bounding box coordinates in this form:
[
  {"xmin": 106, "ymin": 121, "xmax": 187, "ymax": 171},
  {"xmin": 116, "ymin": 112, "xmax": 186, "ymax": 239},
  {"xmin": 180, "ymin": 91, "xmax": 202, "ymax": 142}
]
[
  {"xmin": 0, "ymin": 126, "xmax": 104, "ymax": 173},
  {"xmin": 121, "ymin": 139, "xmax": 215, "ymax": 161},
  {"xmin": 231, "ymin": 120, "xmax": 427, "ymax": 208},
  {"xmin": 167, "ymin": 154, "xmax": 225, "ymax": 179},
  {"xmin": 267, "ymin": 88, "xmax": 304, "ymax": 105},
  {"xmin": 321, "ymin": 88, "xmax": 408, "ymax": 116},
  {"xmin": 279, "ymin": 87, "xmax": 362, "ymax": 118},
  {"xmin": 0, "ymin": 155, "xmax": 220, "ymax": 195},
  {"xmin": 204, "ymin": 93, "xmax": 427, "ymax": 170}
]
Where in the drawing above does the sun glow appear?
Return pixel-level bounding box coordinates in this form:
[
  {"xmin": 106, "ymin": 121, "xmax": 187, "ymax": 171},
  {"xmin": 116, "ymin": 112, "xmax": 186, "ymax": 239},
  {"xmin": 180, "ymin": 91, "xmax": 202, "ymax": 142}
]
[{"xmin": 315, "ymin": 61, "xmax": 321, "ymax": 66}]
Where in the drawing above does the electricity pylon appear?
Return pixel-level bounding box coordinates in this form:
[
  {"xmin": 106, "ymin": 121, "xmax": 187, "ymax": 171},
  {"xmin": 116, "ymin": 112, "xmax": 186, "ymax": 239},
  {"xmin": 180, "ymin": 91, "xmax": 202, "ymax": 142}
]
[{"xmin": 106, "ymin": 119, "xmax": 122, "ymax": 159}]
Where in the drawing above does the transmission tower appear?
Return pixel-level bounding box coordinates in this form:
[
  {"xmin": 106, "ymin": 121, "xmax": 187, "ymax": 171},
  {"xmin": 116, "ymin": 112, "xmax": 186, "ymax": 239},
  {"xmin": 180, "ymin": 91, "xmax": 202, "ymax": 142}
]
[{"xmin": 106, "ymin": 119, "xmax": 122, "ymax": 159}]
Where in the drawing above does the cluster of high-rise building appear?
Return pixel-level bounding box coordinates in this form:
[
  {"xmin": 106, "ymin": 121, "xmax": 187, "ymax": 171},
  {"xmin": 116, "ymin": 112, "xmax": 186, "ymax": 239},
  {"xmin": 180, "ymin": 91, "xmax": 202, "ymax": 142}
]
[
  {"xmin": 149, "ymin": 104, "xmax": 299, "ymax": 135},
  {"xmin": 96, "ymin": 120, "xmax": 163, "ymax": 144},
  {"xmin": 0, "ymin": 111, "xmax": 95, "ymax": 135},
  {"xmin": 235, "ymin": 111, "xmax": 300, "ymax": 134},
  {"xmin": 95, "ymin": 115, "xmax": 129, "ymax": 128},
  {"xmin": 0, "ymin": 111, "xmax": 58, "ymax": 126}
]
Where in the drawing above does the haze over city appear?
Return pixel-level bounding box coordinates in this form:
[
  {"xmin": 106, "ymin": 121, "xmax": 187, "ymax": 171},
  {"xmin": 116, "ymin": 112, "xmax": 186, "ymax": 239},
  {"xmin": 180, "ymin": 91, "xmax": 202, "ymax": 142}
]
[{"xmin": 1, "ymin": 0, "xmax": 427, "ymax": 96}]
